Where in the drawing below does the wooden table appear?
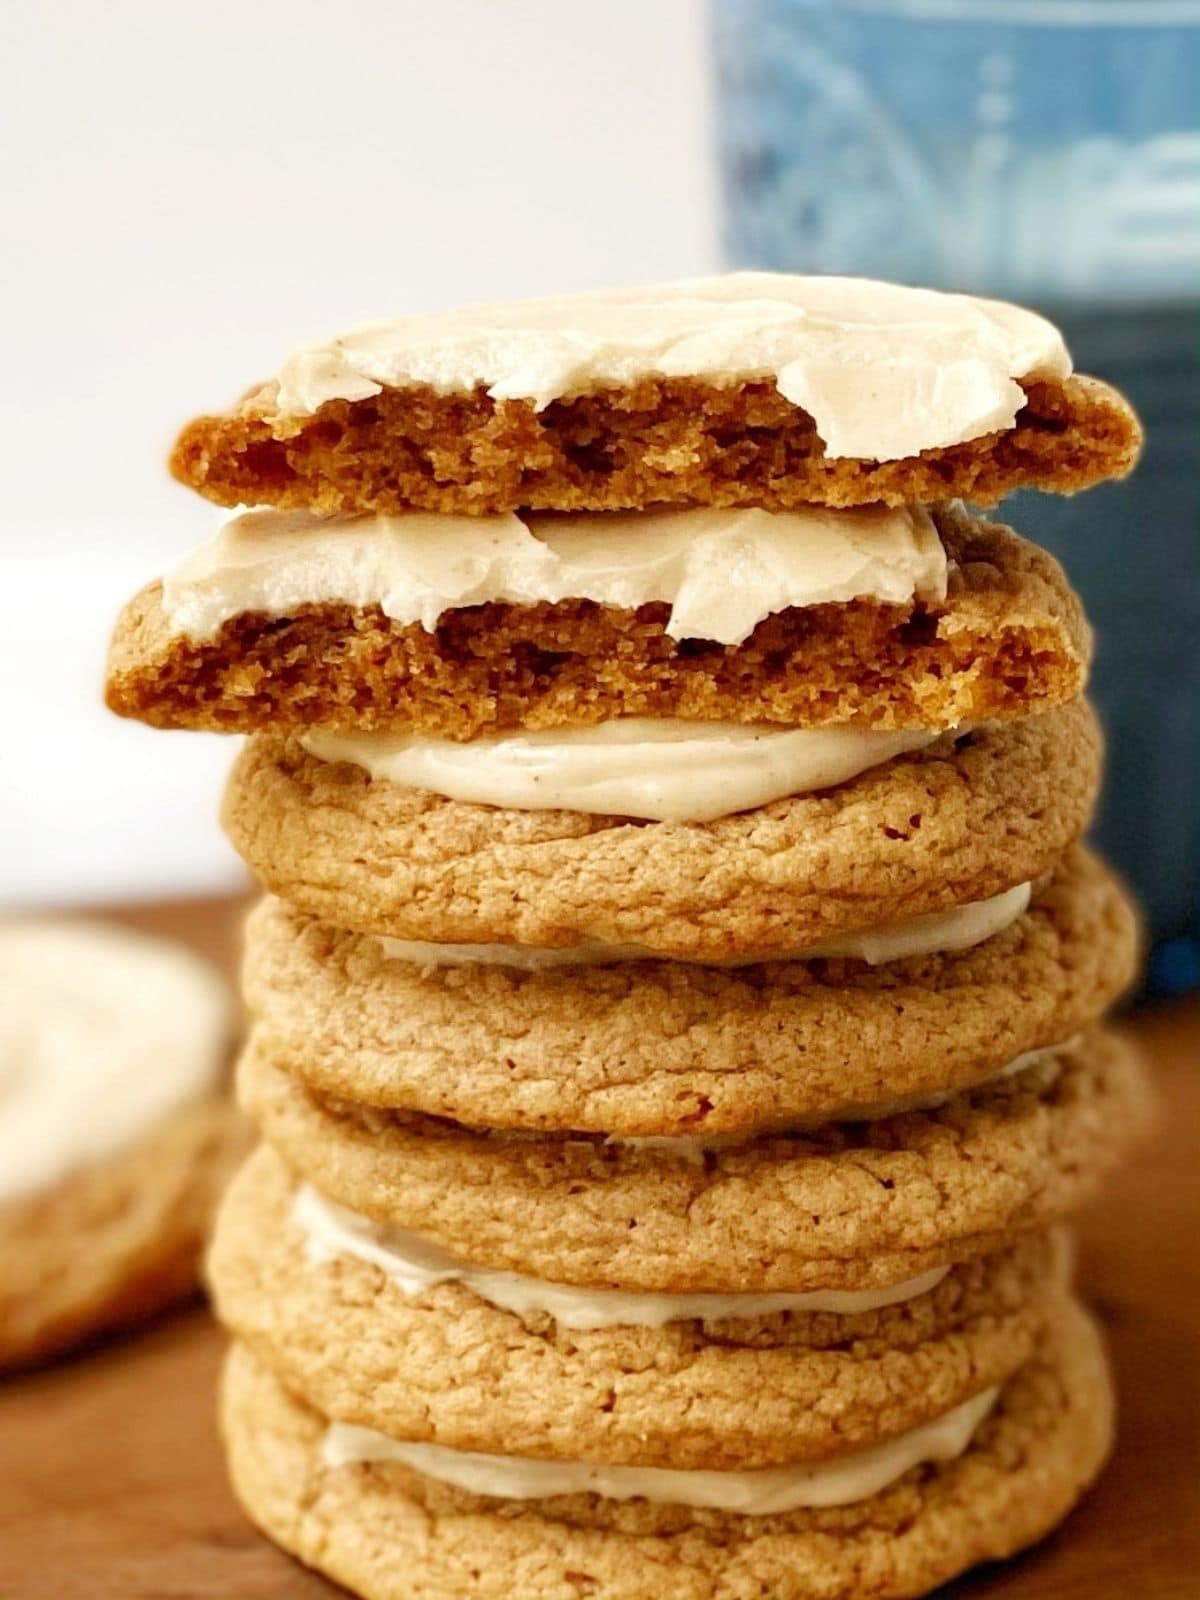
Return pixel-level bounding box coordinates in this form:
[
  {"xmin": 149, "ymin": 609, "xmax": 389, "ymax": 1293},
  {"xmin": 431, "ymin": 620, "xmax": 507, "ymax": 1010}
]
[{"xmin": 1, "ymin": 896, "xmax": 1196, "ymax": 1600}]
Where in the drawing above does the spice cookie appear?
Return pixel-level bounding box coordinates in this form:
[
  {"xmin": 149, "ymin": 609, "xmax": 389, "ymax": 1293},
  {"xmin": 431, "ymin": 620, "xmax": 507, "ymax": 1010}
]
[
  {"xmin": 0, "ymin": 919, "xmax": 244, "ymax": 1368},
  {"xmin": 242, "ymin": 845, "xmax": 1135, "ymax": 1137},
  {"xmin": 171, "ymin": 274, "xmax": 1140, "ymax": 518},
  {"xmin": 221, "ymin": 701, "xmax": 1099, "ymax": 961},
  {"xmin": 219, "ymin": 1298, "xmax": 1113, "ymax": 1600},
  {"xmin": 238, "ymin": 1029, "xmax": 1153, "ymax": 1296},
  {"xmin": 107, "ymin": 508, "xmax": 1089, "ymax": 739},
  {"xmin": 2, "ymin": 1094, "xmax": 246, "ymax": 1370},
  {"xmin": 210, "ymin": 1144, "xmax": 1071, "ymax": 1471}
]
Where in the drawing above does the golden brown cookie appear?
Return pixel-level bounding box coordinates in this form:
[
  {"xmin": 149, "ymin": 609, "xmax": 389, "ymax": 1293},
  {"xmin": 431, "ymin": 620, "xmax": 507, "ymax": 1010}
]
[
  {"xmin": 222, "ymin": 702, "xmax": 1100, "ymax": 960},
  {"xmin": 220, "ymin": 1298, "xmax": 1113, "ymax": 1600},
  {"xmin": 0, "ymin": 915, "xmax": 246, "ymax": 1370},
  {"xmin": 241, "ymin": 845, "xmax": 1135, "ymax": 1137},
  {"xmin": 238, "ymin": 1029, "xmax": 1153, "ymax": 1296},
  {"xmin": 107, "ymin": 510, "xmax": 1089, "ymax": 738},
  {"xmin": 0, "ymin": 1094, "xmax": 247, "ymax": 1370},
  {"xmin": 173, "ymin": 369, "xmax": 1138, "ymax": 520},
  {"xmin": 210, "ymin": 1144, "xmax": 1071, "ymax": 1471}
]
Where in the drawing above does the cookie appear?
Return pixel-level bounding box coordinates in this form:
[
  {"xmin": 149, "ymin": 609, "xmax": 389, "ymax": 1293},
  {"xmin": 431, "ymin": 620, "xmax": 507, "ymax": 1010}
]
[
  {"xmin": 107, "ymin": 508, "xmax": 1089, "ymax": 738},
  {"xmin": 241, "ymin": 845, "xmax": 1135, "ymax": 1137},
  {"xmin": 222, "ymin": 701, "xmax": 1100, "ymax": 960},
  {"xmin": 237, "ymin": 1029, "xmax": 1153, "ymax": 1295},
  {"xmin": 1, "ymin": 1093, "xmax": 246, "ymax": 1370},
  {"xmin": 210, "ymin": 1143, "xmax": 1071, "ymax": 1471},
  {"xmin": 219, "ymin": 1297, "xmax": 1113, "ymax": 1600},
  {"xmin": 170, "ymin": 274, "xmax": 1140, "ymax": 518},
  {"xmin": 0, "ymin": 916, "xmax": 243, "ymax": 1369}
]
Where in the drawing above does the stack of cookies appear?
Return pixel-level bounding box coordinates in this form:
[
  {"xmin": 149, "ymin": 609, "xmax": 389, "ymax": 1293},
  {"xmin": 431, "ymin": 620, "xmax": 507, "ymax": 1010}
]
[{"xmin": 108, "ymin": 275, "xmax": 1155, "ymax": 1600}]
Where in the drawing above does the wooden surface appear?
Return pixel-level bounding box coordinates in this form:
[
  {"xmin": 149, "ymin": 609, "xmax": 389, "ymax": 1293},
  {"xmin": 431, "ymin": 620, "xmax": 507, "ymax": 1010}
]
[{"xmin": 1, "ymin": 895, "xmax": 1197, "ymax": 1600}]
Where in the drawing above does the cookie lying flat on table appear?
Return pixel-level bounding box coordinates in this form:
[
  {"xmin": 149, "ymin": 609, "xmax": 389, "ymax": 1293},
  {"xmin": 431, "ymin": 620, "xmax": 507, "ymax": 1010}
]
[
  {"xmin": 220, "ymin": 1299, "xmax": 1113, "ymax": 1600},
  {"xmin": 0, "ymin": 919, "xmax": 245, "ymax": 1369},
  {"xmin": 107, "ymin": 507, "xmax": 1089, "ymax": 738},
  {"xmin": 221, "ymin": 702, "xmax": 1100, "ymax": 961},
  {"xmin": 211, "ymin": 1144, "xmax": 1071, "ymax": 1472},
  {"xmin": 241, "ymin": 845, "xmax": 1135, "ymax": 1137},
  {"xmin": 170, "ymin": 274, "xmax": 1140, "ymax": 518},
  {"xmin": 239, "ymin": 1029, "xmax": 1153, "ymax": 1297}
]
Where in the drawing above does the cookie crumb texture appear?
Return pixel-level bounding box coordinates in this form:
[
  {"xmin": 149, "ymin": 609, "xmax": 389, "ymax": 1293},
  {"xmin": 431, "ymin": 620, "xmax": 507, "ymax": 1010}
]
[
  {"xmin": 171, "ymin": 373, "xmax": 1140, "ymax": 518},
  {"xmin": 0, "ymin": 1095, "xmax": 247, "ymax": 1371},
  {"xmin": 222, "ymin": 703, "xmax": 1100, "ymax": 959},
  {"xmin": 220, "ymin": 1299, "xmax": 1113, "ymax": 1600},
  {"xmin": 107, "ymin": 511, "xmax": 1089, "ymax": 737}
]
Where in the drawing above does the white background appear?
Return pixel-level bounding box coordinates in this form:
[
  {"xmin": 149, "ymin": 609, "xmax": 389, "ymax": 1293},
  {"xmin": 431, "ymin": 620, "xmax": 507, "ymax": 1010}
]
[{"xmin": 0, "ymin": 0, "xmax": 715, "ymax": 907}]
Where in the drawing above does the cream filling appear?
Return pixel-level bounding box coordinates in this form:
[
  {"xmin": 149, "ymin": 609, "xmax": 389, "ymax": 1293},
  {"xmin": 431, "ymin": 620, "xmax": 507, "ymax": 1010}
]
[
  {"xmin": 0, "ymin": 920, "xmax": 231, "ymax": 1202},
  {"xmin": 293, "ymin": 1183, "xmax": 950, "ymax": 1330},
  {"xmin": 301, "ymin": 718, "xmax": 946, "ymax": 825},
  {"xmin": 377, "ymin": 881, "xmax": 1033, "ymax": 971},
  {"xmin": 161, "ymin": 500, "xmax": 947, "ymax": 647},
  {"xmin": 320, "ymin": 1385, "xmax": 999, "ymax": 1512},
  {"xmin": 272, "ymin": 270, "xmax": 1071, "ymax": 460}
]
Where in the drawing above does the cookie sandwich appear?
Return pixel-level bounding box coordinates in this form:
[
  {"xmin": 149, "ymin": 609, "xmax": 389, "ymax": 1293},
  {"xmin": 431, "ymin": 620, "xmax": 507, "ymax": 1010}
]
[{"xmin": 108, "ymin": 273, "xmax": 1151, "ymax": 1600}]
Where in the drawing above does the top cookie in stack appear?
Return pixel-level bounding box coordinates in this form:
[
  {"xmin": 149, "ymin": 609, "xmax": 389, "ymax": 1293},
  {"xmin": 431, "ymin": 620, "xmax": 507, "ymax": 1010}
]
[{"xmin": 168, "ymin": 272, "xmax": 1137, "ymax": 516}]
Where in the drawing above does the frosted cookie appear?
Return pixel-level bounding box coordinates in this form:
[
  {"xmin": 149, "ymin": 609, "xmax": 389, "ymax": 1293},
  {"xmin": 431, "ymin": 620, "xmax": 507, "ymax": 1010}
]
[
  {"xmin": 107, "ymin": 506, "xmax": 1090, "ymax": 739},
  {"xmin": 2, "ymin": 1096, "xmax": 246, "ymax": 1371},
  {"xmin": 241, "ymin": 846, "xmax": 1135, "ymax": 1137},
  {"xmin": 221, "ymin": 701, "xmax": 1100, "ymax": 961},
  {"xmin": 170, "ymin": 273, "xmax": 1140, "ymax": 517},
  {"xmin": 210, "ymin": 1143, "xmax": 1071, "ymax": 1471},
  {"xmin": 238, "ymin": 1029, "xmax": 1153, "ymax": 1296},
  {"xmin": 220, "ymin": 1298, "xmax": 1113, "ymax": 1600},
  {"xmin": 0, "ymin": 919, "xmax": 244, "ymax": 1368}
]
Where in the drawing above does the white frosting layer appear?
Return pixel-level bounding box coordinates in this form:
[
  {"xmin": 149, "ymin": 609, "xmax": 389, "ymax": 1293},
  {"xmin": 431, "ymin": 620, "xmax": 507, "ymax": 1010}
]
[
  {"xmin": 0, "ymin": 920, "xmax": 231, "ymax": 1202},
  {"xmin": 378, "ymin": 881, "xmax": 1032, "ymax": 971},
  {"xmin": 302, "ymin": 719, "xmax": 943, "ymax": 825},
  {"xmin": 293, "ymin": 1183, "xmax": 950, "ymax": 1330},
  {"xmin": 321, "ymin": 1385, "xmax": 999, "ymax": 1512},
  {"xmin": 800, "ymin": 879, "xmax": 1032, "ymax": 965},
  {"xmin": 273, "ymin": 271, "xmax": 1071, "ymax": 460},
  {"xmin": 161, "ymin": 501, "xmax": 947, "ymax": 647}
]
